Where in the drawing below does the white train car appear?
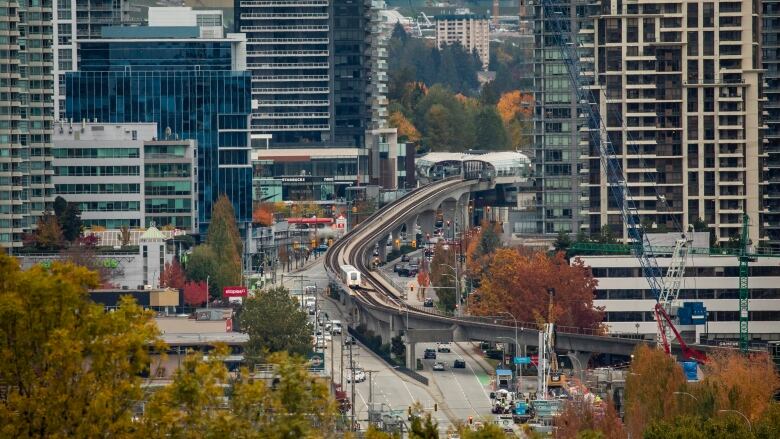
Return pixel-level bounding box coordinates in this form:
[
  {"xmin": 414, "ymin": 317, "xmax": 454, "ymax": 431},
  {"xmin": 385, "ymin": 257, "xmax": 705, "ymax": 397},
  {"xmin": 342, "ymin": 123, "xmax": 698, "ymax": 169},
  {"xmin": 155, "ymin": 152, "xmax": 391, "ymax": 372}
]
[{"xmin": 339, "ymin": 264, "xmax": 361, "ymax": 287}]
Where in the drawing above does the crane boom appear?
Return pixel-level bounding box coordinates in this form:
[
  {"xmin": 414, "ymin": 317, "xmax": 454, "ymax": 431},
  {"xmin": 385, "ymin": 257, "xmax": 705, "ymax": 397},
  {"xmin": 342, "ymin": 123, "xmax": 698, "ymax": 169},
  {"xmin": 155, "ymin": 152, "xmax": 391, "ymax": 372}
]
[{"xmin": 540, "ymin": 1, "xmax": 705, "ymax": 362}]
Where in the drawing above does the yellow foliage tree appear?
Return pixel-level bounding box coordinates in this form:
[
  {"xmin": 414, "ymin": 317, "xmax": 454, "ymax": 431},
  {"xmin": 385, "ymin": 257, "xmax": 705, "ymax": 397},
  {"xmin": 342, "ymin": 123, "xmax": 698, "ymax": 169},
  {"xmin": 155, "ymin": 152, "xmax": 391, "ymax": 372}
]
[
  {"xmin": 496, "ymin": 90, "xmax": 533, "ymax": 123},
  {"xmin": 0, "ymin": 253, "xmax": 163, "ymax": 437},
  {"xmin": 389, "ymin": 111, "xmax": 421, "ymax": 143}
]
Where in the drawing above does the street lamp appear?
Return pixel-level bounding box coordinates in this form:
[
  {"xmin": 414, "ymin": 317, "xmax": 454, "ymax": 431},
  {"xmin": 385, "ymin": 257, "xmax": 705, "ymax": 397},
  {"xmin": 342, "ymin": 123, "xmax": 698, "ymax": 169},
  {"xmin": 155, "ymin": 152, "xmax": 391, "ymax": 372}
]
[
  {"xmin": 718, "ymin": 410, "xmax": 752, "ymax": 432},
  {"xmin": 498, "ymin": 311, "xmax": 520, "ymax": 393}
]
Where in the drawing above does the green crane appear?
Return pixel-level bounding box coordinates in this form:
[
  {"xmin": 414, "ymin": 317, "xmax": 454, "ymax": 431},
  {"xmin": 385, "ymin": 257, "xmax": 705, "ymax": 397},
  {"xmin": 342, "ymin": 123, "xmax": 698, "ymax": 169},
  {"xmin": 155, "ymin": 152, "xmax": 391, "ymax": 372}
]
[{"xmin": 738, "ymin": 214, "xmax": 755, "ymax": 353}]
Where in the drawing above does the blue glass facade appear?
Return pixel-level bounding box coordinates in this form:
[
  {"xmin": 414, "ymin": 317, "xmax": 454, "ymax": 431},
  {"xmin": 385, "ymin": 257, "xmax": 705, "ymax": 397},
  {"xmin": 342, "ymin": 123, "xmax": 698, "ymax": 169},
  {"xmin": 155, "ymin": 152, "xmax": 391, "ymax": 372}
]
[{"xmin": 65, "ymin": 37, "xmax": 252, "ymax": 234}]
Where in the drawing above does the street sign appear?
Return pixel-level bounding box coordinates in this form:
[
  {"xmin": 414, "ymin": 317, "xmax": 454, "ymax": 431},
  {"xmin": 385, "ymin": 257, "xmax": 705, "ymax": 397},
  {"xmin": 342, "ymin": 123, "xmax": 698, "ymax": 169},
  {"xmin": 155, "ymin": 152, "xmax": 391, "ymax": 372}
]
[
  {"xmin": 223, "ymin": 286, "xmax": 248, "ymax": 298},
  {"xmin": 308, "ymin": 352, "xmax": 325, "ymax": 371},
  {"xmin": 514, "ymin": 356, "xmax": 531, "ymax": 365}
]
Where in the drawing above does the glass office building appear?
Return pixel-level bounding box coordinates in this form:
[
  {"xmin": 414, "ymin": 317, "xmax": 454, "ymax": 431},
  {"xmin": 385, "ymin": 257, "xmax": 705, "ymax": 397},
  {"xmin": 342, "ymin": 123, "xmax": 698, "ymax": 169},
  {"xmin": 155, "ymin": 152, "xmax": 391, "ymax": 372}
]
[{"xmin": 65, "ymin": 27, "xmax": 252, "ymax": 233}]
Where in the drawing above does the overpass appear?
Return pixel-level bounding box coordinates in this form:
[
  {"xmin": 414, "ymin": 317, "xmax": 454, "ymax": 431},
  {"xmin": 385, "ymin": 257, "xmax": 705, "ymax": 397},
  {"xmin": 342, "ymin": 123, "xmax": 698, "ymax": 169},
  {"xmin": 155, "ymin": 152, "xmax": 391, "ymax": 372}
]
[{"xmin": 324, "ymin": 171, "xmax": 726, "ymax": 372}]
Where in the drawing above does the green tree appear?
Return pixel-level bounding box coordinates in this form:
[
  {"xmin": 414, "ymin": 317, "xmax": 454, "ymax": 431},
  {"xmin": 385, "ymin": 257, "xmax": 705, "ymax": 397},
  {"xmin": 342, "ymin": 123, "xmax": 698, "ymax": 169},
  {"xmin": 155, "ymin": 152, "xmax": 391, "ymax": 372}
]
[
  {"xmin": 239, "ymin": 286, "xmax": 312, "ymax": 362},
  {"xmin": 473, "ymin": 106, "xmax": 509, "ymax": 150},
  {"xmin": 0, "ymin": 253, "xmax": 162, "ymax": 438},
  {"xmin": 553, "ymin": 231, "xmax": 573, "ymax": 252},
  {"xmin": 53, "ymin": 195, "xmax": 68, "ymax": 219},
  {"xmin": 185, "ymin": 244, "xmax": 219, "ymax": 296},
  {"xmin": 391, "ymin": 333, "xmax": 406, "ymax": 362},
  {"xmin": 410, "ymin": 412, "xmax": 439, "ymax": 439},
  {"xmin": 60, "ymin": 202, "xmax": 82, "ymax": 242},
  {"xmin": 430, "ymin": 242, "xmax": 457, "ymax": 312},
  {"xmin": 206, "ymin": 194, "xmax": 243, "ymax": 295}
]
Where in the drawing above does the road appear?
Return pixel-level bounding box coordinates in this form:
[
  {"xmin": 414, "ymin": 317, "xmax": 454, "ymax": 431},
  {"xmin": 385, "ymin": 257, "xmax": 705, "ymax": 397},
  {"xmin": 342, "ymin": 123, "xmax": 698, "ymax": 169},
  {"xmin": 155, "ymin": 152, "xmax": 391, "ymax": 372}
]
[{"xmin": 277, "ymin": 259, "xmax": 496, "ymax": 432}]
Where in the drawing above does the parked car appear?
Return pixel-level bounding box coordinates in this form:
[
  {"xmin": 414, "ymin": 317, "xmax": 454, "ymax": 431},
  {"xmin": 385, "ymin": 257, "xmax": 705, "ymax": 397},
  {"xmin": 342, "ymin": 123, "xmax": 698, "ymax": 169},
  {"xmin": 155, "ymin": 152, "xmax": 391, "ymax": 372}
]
[
  {"xmin": 347, "ymin": 368, "xmax": 366, "ymax": 383},
  {"xmin": 436, "ymin": 342, "xmax": 452, "ymax": 353},
  {"xmin": 331, "ymin": 320, "xmax": 343, "ymax": 334},
  {"xmin": 423, "ymin": 298, "xmax": 434, "ymax": 307},
  {"xmin": 432, "ymin": 362, "xmax": 445, "ymax": 371},
  {"xmin": 453, "ymin": 359, "xmax": 466, "ymax": 369},
  {"xmin": 423, "ymin": 348, "xmax": 437, "ymax": 359},
  {"xmin": 344, "ymin": 335, "xmax": 357, "ymax": 345}
]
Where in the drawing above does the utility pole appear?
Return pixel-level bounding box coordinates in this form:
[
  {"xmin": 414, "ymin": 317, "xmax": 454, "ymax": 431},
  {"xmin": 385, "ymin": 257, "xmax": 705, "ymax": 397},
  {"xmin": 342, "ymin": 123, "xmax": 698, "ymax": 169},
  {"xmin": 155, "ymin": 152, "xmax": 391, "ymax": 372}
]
[
  {"xmin": 349, "ymin": 342, "xmax": 356, "ymax": 431},
  {"xmin": 340, "ymin": 339, "xmax": 345, "ymax": 385},
  {"xmin": 365, "ymin": 369, "xmax": 379, "ymax": 428}
]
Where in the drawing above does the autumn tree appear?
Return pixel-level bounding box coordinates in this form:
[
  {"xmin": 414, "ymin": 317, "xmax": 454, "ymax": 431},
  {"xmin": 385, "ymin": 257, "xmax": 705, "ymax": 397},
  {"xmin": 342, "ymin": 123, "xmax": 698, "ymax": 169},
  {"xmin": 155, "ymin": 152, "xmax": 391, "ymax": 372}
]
[
  {"xmin": 390, "ymin": 110, "xmax": 421, "ymax": 143},
  {"xmin": 0, "ymin": 253, "xmax": 162, "ymax": 437},
  {"xmin": 252, "ymin": 202, "xmax": 274, "ymax": 226},
  {"xmin": 239, "ymin": 286, "xmax": 312, "ymax": 362},
  {"xmin": 465, "ymin": 221, "xmax": 503, "ymax": 281},
  {"xmin": 32, "ymin": 212, "xmax": 64, "ymax": 250},
  {"xmin": 469, "ymin": 248, "xmax": 603, "ymax": 329},
  {"xmin": 59, "ymin": 243, "xmax": 123, "ymax": 287},
  {"xmin": 160, "ymin": 259, "xmax": 186, "ymax": 289},
  {"xmin": 183, "ymin": 281, "xmax": 208, "ymax": 307},
  {"xmin": 496, "ymin": 90, "xmax": 533, "ymax": 122},
  {"xmin": 623, "ymin": 344, "xmax": 687, "ymax": 437},
  {"xmin": 554, "ymin": 396, "xmax": 626, "ymax": 439}
]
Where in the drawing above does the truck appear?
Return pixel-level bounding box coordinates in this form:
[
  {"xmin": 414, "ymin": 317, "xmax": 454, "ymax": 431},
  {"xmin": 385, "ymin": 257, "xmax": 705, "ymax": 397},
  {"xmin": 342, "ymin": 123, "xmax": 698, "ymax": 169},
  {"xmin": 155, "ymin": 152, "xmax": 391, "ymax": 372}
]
[{"xmin": 339, "ymin": 264, "xmax": 361, "ymax": 287}]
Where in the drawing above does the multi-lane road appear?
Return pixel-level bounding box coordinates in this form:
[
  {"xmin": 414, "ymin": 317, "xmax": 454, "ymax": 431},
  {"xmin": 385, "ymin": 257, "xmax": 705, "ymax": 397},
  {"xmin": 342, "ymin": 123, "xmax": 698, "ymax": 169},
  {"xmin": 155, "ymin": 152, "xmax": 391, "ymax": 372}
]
[{"xmin": 278, "ymin": 260, "xmax": 495, "ymax": 432}]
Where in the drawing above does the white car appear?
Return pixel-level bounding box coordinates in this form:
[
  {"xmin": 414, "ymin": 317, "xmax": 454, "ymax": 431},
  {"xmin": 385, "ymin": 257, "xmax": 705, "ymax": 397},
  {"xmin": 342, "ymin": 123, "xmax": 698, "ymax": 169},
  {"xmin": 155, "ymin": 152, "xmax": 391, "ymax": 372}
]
[
  {"xmin": 432, "ymin": 362, "xmax": 445, "ymax": 371},
  {"xmin": 331, "ymin": 320, "xmax": 343, "ymax": 334},
  {"xmin": 347, "ymin": 368, "xmax": 366, "ymax": 383},
  {"xmin": 436, "ymin": 342, "xmax": 452, "ymax": 353},
  {"xmin": 323, "ymin": 332, "xmax": 332, "ymax": 342},
  {"xmin": 313, "ymin": 336, "xmax": 327, "ymax": 349}
]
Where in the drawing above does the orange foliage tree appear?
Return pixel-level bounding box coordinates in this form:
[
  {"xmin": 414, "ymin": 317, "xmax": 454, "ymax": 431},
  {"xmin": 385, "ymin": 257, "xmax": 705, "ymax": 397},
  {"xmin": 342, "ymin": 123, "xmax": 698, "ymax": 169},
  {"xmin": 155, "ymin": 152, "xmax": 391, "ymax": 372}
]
[
  {"xmin": 468, "ymin": 248, "xmax": 603, "ymax": 329},
  {"xmin": 389, "ymin": 111, "xmax": 421, "ymax": 143},
  {"xmin": 496, "ymin": 90, "xmax": 533, "ymax": 123},
  {"xmin": 624, "ymin": 344, "xmax": 686, "ymax": 438},
  {"xmin": 160, "ymin": 260, "xmax": 186, "ymax": 289},
  {"xmin": 252, "ymin": 203, "xmax": 274, "ymax": 226},
  {"xmin": 698, "ymin": 350, "xmax": 780, "ymax": 422},
  {"xmin": 555, "ymin": 396, "xmax": 626, "ymax": 439}
]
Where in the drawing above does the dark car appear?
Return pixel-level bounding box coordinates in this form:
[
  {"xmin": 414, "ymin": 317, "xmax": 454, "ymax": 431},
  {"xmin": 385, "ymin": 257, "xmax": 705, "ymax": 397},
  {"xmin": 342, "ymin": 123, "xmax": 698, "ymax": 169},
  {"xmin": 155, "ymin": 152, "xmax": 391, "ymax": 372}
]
[
  {"xmin": 423, "ymin": 298, "xmax": 434, "ymax": 307},
  {"xmin": 393, "ymin": 263, "xmax": 401, "ymax": 273},
  {"xmin": 423, "ymin": 348, "xmax": 437, "ymax": 359},
  {"xmin": 397, "ymin": 265, "xmax": 410, "ymax": 277},
  {"xmin": 454, "ymin": 359, "xmax": 466, "ymax": 368},
  {"xmin": 401, "ymin": 254, "xmax": 410, "ymax": 262},
  {"xmin": 313, "ymin": 244, "xmax": 328, "ymax": 255},
  {"xmin": 344, "ymin": 335, "xmax": 357, "ymax": 346}
]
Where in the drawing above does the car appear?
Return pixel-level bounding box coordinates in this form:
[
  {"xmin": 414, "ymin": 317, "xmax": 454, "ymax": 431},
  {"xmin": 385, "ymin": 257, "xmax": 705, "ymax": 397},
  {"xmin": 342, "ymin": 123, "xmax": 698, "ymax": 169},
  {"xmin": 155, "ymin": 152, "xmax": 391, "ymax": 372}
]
[
  {"xmin": 397, "ymin": 266, "xmax": 410, "ymax": 277},
  {"xmin": 436, "ymin": 342, "xmax": 452, "ymax": 353},
  {"xmin": 393, "ymin": 263, "xmax": 401, "ymax": 273},
  {"xmin": 401, "ymin": 254, "xmax": 410, "ymax": 262},
  {"xmin": 344, "ymin": 335, "xmax": 357, "ymax": 345},
  {"xmin": 331, "ymin": 320, "xmax": 343, "ymax": 334},
  {"xmin": 454, "ymin": 359, "xmax": 466, "ymax": 369},
  {"xmin": 347, "ymin": 368, "xmax": 366, "ymax": 383},
  {"xmin": 423, "ymin": 298, "xmax": 434, "ymax": 307},
  {"xmin": 307, "ymin": 305, "xmax": 316, "ymax": 315},
  {"xmin": 313, "ymin": 336, "xmax": 327, "ymax": 349},
  {"xmin": 432, "ymin": 362, "xmax": 445, "ymax": 371},
  {"xmin": 423, "ymin": 348, "xmax": 437, "ymax": 359},
  {"xmin": 323, "ymin": 333, "xmax": 332, "ymax": 342}
]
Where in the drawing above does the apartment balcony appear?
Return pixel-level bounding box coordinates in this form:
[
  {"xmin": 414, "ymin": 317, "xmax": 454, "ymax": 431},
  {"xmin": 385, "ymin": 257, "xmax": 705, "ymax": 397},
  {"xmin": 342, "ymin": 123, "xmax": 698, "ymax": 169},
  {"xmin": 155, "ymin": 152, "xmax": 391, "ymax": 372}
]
[
  {"xmin": 248, "ymin": 62, "xmax": 328, "ymax": 70},
  {"xmin": 240, "ymin": 13, "xmax": 328, "ymax": 20},
  {"xmin": 240, "ymin": 0, "xmax": 328, "ymax": 6},
  {"xmin": 253, "ymin": 124, "xmax": 330, "ymax": 132},
  {"xmin": 252, "ymin": 75, "xmax": 329, "ymax": 82},
  {"xmin": 240, "ymin": 25, "xmax": 328, "ymax": 32},
  {"xmin": 247, "ymin": 50, "xmax": 329, "ymax": 57},
  {"xmin": 253, "ymin": 112, "xmax": 329, "ymax": 119},
  {"xmin": 247, "ymin": 38, "xmax": 329, "ymax": 45},
  {"xmin": 255, "ymin": 100, "xmax": 329, "ymax": 107},
  {"xmin": 251, "ymin": 87, "xmax": 329, "ymax": 94}
]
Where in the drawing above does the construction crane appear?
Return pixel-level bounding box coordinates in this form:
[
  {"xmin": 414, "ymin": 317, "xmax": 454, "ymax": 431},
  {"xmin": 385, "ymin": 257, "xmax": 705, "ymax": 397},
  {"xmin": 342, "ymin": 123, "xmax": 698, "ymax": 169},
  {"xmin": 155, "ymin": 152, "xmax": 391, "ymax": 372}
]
[
  {"xmin": 540, "ymin": 1, "xmax": 706, "ymax": 362},
  {"xmin": 738, "ymin": 214, "xmax": 757, "ymax": 352}
]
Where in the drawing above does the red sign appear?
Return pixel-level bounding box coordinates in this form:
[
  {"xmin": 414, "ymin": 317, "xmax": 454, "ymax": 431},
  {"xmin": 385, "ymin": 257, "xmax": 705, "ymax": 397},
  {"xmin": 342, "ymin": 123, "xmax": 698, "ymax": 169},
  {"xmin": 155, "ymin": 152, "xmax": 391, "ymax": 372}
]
[
  {"xmin": 530, "ymin": 355, "xmax": 539, "ymax": 366},
  {"xmin": 223, "ymin": 286, "xmax": 248, "ymax": 298},
  {"xmin": 226, "ymin": 318, "xmax": 233, "ymax": 332}
]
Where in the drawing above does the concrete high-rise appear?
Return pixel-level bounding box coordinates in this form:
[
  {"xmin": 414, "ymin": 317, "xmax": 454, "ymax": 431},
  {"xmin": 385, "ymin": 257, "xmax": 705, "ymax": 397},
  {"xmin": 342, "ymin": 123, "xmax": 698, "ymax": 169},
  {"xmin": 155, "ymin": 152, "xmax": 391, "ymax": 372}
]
[
  {"xmin": 53, "ymin": 0, "xmax": 129, "ymax": 121},
  {"xmin": 234, "ymin": 0, "xmax": 389, "ymax": 147},
  {"xmin": 528, "ymin": 0, "xmax": 594, "ymax": 235},
  {"xmin": 0, "ymin": 0, "xmax": 55, "ymax": 249},
  {"xmin": 434, "ymin": 13, "xmax": 490, "ymax": 70},
  {"xmin": 533, "ymin": 0, "xmax": 765, "ymax": 244},
  {"xmin": 763, "ymin": 0, "xmax": 780, "ymax": 247}
]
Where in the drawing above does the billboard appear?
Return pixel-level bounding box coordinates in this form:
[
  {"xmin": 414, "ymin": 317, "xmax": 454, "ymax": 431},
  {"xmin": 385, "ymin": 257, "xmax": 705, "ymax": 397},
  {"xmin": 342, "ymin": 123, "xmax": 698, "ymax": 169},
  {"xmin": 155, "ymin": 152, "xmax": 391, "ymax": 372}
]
[{"xmin": 223, "ymin": 286, "xmax": 248, "ymax": 298}]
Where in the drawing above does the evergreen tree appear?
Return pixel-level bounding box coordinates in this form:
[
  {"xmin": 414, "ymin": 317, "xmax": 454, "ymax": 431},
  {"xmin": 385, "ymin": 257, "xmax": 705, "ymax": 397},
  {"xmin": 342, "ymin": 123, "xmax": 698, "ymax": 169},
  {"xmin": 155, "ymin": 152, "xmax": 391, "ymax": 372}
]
[
  {"xmin": 206, "ymin": 194, "xmax": 243, "ymax": 295},
  {"xmin": 474, "ymin": 106, "xmax": 509, "ymax": 150},
  {"xmin": 53, "ymin": 195, "xmax": 68, "ymax": 219},
  {"xmin": 239, "ymin": 286, "xmax": 312, "ymax": 362},
  {"xmin": 60, "ymin": 203, "xmax": 82, "ymax": 242}
]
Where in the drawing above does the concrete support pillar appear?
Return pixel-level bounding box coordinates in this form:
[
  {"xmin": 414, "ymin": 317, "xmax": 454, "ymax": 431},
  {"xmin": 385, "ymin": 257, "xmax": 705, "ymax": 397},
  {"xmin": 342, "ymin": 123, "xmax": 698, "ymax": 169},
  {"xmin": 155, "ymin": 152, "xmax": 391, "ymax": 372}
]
[
  {"xmin": 457, "ymin": 193, "xmax": 471, "ymax": 232},
  {"xmin": 392, "ymin": 226, "xmax": 403, "ymax": 249},
  {"xmin": 405, "ymin": 216, "xmax": 417, "ymax": 239},
  {"xmin": 406, "ymin": 340, "xmax": 416, "ymax": 369},
  {"xmin": 565, "ymin": 351, "xmax": 591, "ymax": 378},
  {"xmin": 376, "ymin": 242, "xmax": 387, "ymax": 263},
  {"xmin": 440, "ymin": 199, "xmax": 457, "ymax": 240},
  {"xmin": 419, "ymin": 210, "xmax": 436, "ymax": 241}
]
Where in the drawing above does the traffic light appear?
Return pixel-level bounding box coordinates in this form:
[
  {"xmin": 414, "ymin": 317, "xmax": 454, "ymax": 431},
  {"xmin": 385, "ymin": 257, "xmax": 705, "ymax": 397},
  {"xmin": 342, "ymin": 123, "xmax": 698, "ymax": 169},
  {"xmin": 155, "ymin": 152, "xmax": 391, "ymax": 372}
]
[
  {"xmin": 411, "ymin": 240, "xmax": 417, "ymax": 248},
  {"xmin": 468, "ymin": 416, "xmax": 473, "ymax": 425},
  {"xmin": 434, "ymin": 403, "xmax": 438, "ymax": 412}
]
